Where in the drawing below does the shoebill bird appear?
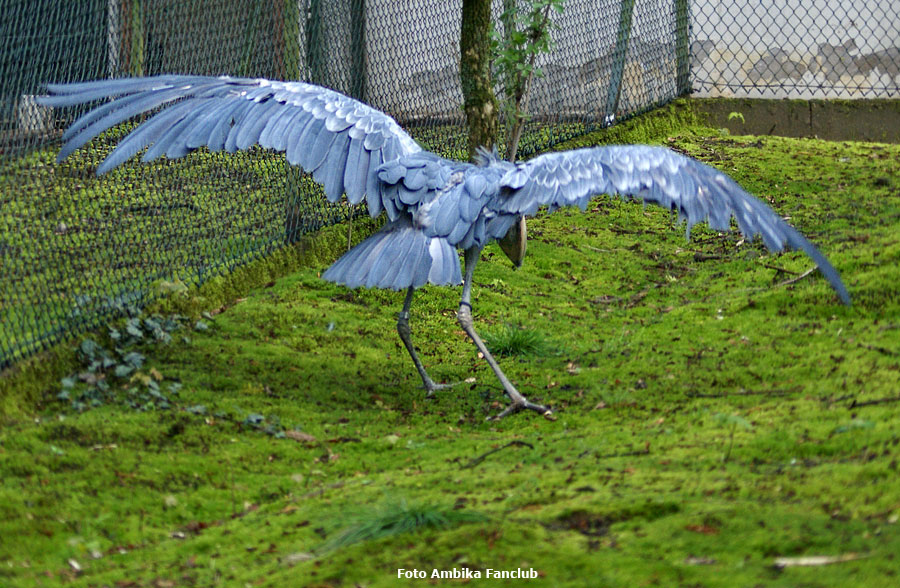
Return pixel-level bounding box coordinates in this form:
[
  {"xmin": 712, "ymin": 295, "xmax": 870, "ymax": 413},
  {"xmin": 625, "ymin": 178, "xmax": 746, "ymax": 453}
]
[{"xmin": 38, "ymin": 76, "xmax": 850, "ymax": 419}]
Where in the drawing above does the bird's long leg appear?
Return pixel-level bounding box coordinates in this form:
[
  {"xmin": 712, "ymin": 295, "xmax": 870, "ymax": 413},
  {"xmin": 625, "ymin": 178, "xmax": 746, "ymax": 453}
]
[
  {"xmin": 397, "ymin": 286, "xmax": 455, "ymax": 397},
  {"xmin": 457, "ymin": 247, "xmax": 553, "ymax": 420}
]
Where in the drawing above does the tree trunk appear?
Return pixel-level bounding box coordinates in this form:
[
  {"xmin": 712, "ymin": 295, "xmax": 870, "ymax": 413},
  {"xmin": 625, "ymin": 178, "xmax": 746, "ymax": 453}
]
[{"xmin": 460, "ymin": 0, "xmax": 498, "ymax": 160}]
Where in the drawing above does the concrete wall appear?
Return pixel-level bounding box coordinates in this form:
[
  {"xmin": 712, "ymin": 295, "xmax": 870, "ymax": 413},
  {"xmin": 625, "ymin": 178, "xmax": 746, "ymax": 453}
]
[{"xmin": 694, "ymin": 98, "xmax": 900, "ymax": 142}]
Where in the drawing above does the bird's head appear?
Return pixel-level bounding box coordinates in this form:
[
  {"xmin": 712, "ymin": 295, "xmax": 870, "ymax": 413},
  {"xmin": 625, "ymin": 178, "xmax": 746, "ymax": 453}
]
[
  {"xmin": 497, "ymin": 215, "xmax": 527, "ymax": 267},
  {"xmin": 473, "ymin": 145, "xmax": 501, "ymax": 167},
  {"xmin": 474, "ymin": 146, "xmax": 525, "ymax": 266}
]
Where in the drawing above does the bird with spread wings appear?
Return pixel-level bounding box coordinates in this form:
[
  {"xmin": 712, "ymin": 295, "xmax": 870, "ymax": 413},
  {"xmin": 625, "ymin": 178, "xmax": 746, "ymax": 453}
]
[{"xmin": 38, "ymin": 75, "xmax": 850, "ymax": 419}]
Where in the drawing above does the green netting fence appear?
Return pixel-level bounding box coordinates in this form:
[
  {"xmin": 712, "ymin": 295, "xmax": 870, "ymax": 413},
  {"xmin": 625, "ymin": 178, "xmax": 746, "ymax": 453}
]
[{"xmin": 1, "ymin": 0, "xmax": 897, "ymax": 368}]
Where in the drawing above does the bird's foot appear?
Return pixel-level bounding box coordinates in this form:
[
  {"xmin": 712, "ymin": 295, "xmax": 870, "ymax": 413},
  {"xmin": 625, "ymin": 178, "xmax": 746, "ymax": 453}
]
[
  {"xmin": 422, "ymin": 379, "xmax": 462, "ymax": 399},
  {"xmin": 488, "ymin": 398, "xmax": 555, "ymax": 421}
]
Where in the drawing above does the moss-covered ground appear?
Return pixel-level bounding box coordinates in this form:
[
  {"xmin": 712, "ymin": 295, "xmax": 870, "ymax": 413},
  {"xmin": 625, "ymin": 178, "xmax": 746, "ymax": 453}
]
[{"xmin": 1, "ymin": 109, "xmax": 899, "ymax": 586}]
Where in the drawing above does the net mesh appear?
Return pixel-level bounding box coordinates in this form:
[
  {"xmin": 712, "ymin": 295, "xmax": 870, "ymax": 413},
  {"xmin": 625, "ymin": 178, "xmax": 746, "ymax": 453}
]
[
  {"xmin": 1, "ymin": 0, "xmax": 897, "ymax": 368},
  {"xmin": 691, "ymin": 0, "xmax": 900, "ymax": 98}
]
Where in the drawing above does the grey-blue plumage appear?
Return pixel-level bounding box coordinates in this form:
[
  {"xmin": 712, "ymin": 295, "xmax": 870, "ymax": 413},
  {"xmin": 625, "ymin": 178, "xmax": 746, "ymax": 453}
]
[
  {"xmin": 323, "ymin": 216, "xmax": 460, "ymax": 290},
  {"xmin": 39, "ymin": 75, "xmax": 850, "ymax": 419}
]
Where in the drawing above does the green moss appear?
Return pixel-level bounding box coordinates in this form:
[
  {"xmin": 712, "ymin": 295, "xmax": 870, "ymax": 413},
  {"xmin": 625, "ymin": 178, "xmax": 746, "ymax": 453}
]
[
  {"xmin": 553, "ymin": 99, "xmax": 717, "ymax": 149},
  {"xmin": 1, "ymin": 113, "xmax": 899, "ymax": 586},
  {"xmin": 0, "ymin": 344, "xmax": 76, "ymax": 422}
]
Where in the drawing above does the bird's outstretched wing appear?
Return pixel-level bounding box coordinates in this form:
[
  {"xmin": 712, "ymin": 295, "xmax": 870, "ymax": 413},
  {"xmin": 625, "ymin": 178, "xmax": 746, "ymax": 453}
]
[
  {"xmin": 37, "ymin": 75, "xmax": 421, "ymax": 217},
  {"xmin": 419, "ymin": 145, "xmax": 848, "ymax": 304}
]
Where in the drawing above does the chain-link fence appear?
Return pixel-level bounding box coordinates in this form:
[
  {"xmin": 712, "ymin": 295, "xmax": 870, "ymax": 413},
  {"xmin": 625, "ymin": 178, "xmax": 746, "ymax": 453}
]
[
  {"xmin": 1, "ymin": 0, "xmax": 357, "ymax": 368},
  {"xmin": 691, "ymin": 0, "xmax": 900, "ymax": 98},
  {"xmin": 1, "ymin": 0, "xmax": 897, "ymax": 369},
  {"xmin": 0, "ymin": 0, "xmax": 688, "ymax": 368}
]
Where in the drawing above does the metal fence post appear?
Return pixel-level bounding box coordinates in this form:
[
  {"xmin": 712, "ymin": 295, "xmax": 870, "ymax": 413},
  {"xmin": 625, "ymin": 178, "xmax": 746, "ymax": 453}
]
[
  {"xmin": 350, "ymin": 0, "xmax": 366, "ymax": 102},
  {"xmin": 674, "ymin": 0, "xmax": 691, "ymax": 95},
  {"xmin": 605, "ymin": 0, "xmax": 636, "ymax": 126}
]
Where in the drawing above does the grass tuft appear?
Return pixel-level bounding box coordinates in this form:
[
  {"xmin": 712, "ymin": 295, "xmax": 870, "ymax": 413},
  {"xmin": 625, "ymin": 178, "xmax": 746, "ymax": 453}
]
[
  {"xmin": 318, "ymin": 499, "xmax": 488, "ymax": 554},
  {"xmin": 483, "ymin": 323, "xmax": 550, "ymax": 356}
]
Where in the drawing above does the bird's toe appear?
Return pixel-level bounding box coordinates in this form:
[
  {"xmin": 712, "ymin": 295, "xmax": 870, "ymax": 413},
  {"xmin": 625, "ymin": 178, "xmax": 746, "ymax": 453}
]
[
  {"xmin": 487, "ymin": 399, "xmax": 552, "ymax": 421},
  {"xmin": 422, "ymin": 379, "xmax": 464, "ymax": 398}
]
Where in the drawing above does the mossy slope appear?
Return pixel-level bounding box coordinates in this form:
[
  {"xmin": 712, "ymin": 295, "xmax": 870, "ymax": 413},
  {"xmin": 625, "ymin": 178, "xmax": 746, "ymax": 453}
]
[{"xmin": 1, "ymin": 115, "xmax": 899, "ymax": 587}]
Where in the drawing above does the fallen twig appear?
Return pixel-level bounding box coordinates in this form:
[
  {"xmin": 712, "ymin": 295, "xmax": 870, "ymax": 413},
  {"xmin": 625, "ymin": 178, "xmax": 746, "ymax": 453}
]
[
  {"xmin": 762, "ymin": 263, "xmax": 800, "ymax": 275},
  {"xmin": 687, "ymin": 388, "xmax": 790, "ymax": 398},
  {"xmin": 595, "ymin": 447, "xmax": 650, "ymax": 459},
  {"xmin": 775, "ymin": 266, "xmax": 816, "ymax": 288},
  {"xmin": 773, "ymin": 553, "xmax": 868, "ymax": 568},
  {"xmin": 462, "ymin": 440, "xmax": 534, "ymax": 469},
  {"xmin": 860, "ymin": 343, "xmax": 898, "ymax": 356},
  {"xmin": 692, "ymin": 252, "xmax": 725, "ymax": 261},
  {"xmin": 823, "ymin": 394, "xmax": 855, "ymax": 405},
  {"xmin": 849, "ymin": 396, "xmax": 900, "ymax": 409}
]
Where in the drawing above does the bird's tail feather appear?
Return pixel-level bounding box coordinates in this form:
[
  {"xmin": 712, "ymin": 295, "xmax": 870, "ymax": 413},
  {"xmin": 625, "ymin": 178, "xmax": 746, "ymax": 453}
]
[{"xmin": 322, "ymin": 216, "xmax": 461, "ymax": 290}]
